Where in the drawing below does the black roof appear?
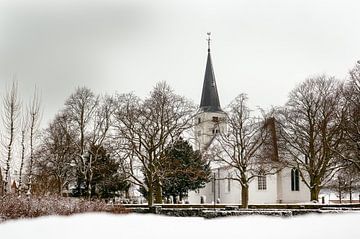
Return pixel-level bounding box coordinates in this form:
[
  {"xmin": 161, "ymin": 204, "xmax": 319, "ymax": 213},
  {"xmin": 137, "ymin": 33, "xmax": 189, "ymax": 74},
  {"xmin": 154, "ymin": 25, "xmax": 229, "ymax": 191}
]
[{"xmin": 199, "ymin": 50, "xmax": 222, "ymax": 112}]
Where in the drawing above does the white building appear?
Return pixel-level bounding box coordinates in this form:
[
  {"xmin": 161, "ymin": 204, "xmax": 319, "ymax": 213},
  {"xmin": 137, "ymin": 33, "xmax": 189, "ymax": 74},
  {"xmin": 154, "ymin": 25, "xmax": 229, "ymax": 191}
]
[{"xmin": 188, "ymin": 37, "xmax": 310, "ymax": 204}]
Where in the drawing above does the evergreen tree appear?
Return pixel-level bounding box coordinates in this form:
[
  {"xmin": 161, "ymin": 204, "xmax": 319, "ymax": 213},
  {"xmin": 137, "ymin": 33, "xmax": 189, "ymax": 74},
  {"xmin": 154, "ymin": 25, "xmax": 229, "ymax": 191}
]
[
  {"xmin": 72, "ymin": 145, "xmax": 130, "ymax": 198},
  {"xmin": 162, "ymin": 139, "xmax": 211, "ymax": 201}
]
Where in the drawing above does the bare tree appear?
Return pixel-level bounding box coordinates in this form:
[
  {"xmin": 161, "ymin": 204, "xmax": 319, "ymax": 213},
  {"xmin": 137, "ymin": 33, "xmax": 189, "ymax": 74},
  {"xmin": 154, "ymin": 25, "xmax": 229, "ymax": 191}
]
[
  {"xmin": 26, "ymin": 88, "xmax": 42, "ymax": 195},
  {"xmin": 326, "ymin": 164, "xmax": 360, "ymax": 203},
  {"xmin": 336, "ymin": 63, "xmax": 360, "ymax": 170},
  {"xmin": 32, "ymin": 112, "xmax": 77, "ymax": 195},
  {"xmin": 63, "ymin": 87, "xmax": 99, "ymax": 196},
  {"xmin": 65, "ymin": 87, "xmax": 99, "ymax": 155},
  {"xmin": 31, "ymin": 88, "xmax": 115, "ymax": 198},
  {"xmin": 0, "ymin": 167, "xmax": 3, "ymax": 195},
  {"xmin": 114, "ymin": 82, "xmax": 195, "ymax": 206},
  {"xmin": 86, "ymin": 95, "xmax": 115, "ymax": 198},
  {"xmin": 278, "ymin": 76, "xmax": 345, "ymax": 201},
  {"xmin": 211, "ymin": 94, "xmax": 280, "ymax": 208},
  {"xmin": 18, "ymin": 115, "xmax": 28, "ymax": 194},
  {"xmin": 2, "ymin": 81, "xmax": 21, "ymax": 194}
]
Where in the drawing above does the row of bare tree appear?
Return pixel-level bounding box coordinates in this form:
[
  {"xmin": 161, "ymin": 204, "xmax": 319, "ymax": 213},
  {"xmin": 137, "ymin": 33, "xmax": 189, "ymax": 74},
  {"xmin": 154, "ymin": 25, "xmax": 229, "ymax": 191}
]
[
  {"xmin": 0, "ymin": 82, "xmax": 41, "ymax": 196},
  {"xmin": 25, "ymin": 82, "xmax": 194, "ymax": 206},
  {"xmin": 280, "ymin": 67, "xmax": 360, "ymax": 201},
  {"xmin": 1, "ymin": 63, "xmax": 359, "ymax": 208}
]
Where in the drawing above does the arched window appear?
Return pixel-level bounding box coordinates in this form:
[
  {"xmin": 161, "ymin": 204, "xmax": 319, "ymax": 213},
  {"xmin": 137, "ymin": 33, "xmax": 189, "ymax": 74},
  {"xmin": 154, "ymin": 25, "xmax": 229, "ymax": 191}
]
[
  {"xmin": 227, "ymin": 173, "xmax": 231, "ymax": 192},
  {"xmin": 211, "ymin": 176, "xmax": 214, "ymax": 192},
  {"xmin": 291, "ymin": 168, "xmax": 300, "ymax": 191}
]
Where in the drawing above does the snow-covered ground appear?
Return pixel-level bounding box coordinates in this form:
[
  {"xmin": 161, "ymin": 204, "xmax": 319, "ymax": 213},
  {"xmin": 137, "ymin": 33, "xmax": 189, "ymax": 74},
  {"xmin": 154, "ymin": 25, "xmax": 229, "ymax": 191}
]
[{"xmin": 0, "ymin": 213, "xmax": 359, "ymax": 238}]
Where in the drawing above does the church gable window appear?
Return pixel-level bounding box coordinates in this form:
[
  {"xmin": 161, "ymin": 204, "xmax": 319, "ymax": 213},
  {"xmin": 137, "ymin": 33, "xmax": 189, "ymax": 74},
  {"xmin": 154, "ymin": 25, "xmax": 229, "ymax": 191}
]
[{"xmin": 291, "ymin": 168, "xmax": 300, "ymax": 191}]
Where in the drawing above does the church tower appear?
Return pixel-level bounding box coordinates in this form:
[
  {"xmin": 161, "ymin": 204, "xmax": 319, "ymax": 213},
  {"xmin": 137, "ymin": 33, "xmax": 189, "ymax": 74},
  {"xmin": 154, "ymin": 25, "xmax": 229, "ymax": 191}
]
[{"xmin": 195, "ymin": 33, "xmax": 227, "ymax": 151}]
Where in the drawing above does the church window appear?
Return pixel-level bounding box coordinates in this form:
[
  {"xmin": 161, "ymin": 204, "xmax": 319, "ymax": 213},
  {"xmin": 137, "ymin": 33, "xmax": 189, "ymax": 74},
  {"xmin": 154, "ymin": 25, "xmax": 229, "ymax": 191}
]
[
  {"xmin": 218, "ymin": 169, "xmax": 221, "ymax": 198},
  {"xmin": 211, "ymin": 175, "xmax": 215, "ymax": 192},
  {"xmin": 198, "ymin": 118, "xmax": 201, "ymax": 124},
  {"xmin": 212, "ymin": 116, "xmax": 219, "ymax": 122},
  {"xmin": 227, "ymin": 173, "xmax": 231, "ymax": 192},
  {"xmin": 291, "ymin": 168, "xmax": 300, "ymax": 191},
  {"xmin": 258, "ymin": 175, "xmax": 267, "ymax": 190}
]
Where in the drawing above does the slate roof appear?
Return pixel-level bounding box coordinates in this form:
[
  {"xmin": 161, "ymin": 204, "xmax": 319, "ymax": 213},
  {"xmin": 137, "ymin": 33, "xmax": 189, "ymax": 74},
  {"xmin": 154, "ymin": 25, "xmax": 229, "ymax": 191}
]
[{"xmin": 199, "ymin": 49, "xmax": 223, "ymax": 112}]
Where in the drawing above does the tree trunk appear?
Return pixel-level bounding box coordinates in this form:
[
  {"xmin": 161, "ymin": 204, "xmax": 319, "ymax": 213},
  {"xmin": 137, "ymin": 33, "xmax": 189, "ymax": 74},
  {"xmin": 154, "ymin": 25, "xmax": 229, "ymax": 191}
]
[
  {"xmin": 154, "ymin": 180, "xmax": 162, "ymax": 204},
  {"xmin": 241, "ymin": 185, "xmax": 249, "ymax": 208},
  {"xmin": 125, "ymin": 188, "xmax": 130, "ymax": 198},
  {"xmin": 58, "ymin": 178, "xmax": 62, "ymax": 195},
  {"xmin": 147, "ymin": 186, "xmax": 154, "ymax": 207},
  {"xmin": 18, "ymin": 130, "xmax": 26, "ymax": 195},
  {"xmin": 27, "ymin": 115, "xmax": 35, "ymax": 195},
  {"xmin": 349, "ymin": 181, "xmax": 353, "ymax": 203},
  {"xmin": 310, "ymin": 186, "xmax": 320, "ymax": 201}
]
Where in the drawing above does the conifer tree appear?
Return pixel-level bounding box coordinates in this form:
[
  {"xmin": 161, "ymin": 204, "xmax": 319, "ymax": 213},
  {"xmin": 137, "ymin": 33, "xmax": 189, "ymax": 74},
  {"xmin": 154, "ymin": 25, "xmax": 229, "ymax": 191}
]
[{"xmin": 162, "ymin": 138, "xmax": 211, "ymax": 201}]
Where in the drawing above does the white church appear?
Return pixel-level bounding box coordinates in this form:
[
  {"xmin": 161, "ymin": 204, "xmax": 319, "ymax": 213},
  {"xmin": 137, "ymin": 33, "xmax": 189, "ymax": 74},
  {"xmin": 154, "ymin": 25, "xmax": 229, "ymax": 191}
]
[{"xmin": 187, "ymin": 36, "xmax": 310, "ymax": 204}]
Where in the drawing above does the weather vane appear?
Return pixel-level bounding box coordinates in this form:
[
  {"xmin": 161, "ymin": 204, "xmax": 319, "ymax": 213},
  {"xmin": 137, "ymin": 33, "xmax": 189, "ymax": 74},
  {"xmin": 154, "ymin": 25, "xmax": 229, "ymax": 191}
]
[{"xmin": 207, "ymin": 32, "xmax": 211, "ymax": 52}]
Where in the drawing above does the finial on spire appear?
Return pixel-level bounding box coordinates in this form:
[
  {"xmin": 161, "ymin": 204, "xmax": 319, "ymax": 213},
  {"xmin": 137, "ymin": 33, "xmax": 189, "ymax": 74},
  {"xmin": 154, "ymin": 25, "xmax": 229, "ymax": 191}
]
[{"xmin": 207, "ymin": 32, "xmax": 211, "ymax": 52}]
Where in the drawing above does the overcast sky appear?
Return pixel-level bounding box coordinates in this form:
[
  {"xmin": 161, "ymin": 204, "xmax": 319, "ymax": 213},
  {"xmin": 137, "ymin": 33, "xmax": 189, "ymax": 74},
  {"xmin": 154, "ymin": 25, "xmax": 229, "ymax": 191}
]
[{"xmin": 1, "ymin": 0, "xmax": 360, "ymax": 126}]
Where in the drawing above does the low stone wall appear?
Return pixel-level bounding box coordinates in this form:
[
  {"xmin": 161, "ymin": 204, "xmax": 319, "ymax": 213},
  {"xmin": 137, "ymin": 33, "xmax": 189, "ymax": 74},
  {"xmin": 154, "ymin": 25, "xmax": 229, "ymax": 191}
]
[
  {"xmin": 127, "ymin": 206, "xmax": 358, "ymax": 218},
  {"xmin": 123, "ymin": 203, "xmax": 360, "ymax": 210}
]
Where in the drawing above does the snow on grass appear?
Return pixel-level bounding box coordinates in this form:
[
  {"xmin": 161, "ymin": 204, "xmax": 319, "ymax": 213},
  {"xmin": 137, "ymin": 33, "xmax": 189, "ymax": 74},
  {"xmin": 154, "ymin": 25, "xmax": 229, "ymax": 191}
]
[{"xmin": 0, "ymin": 213, "xmax": 359, "ymax": 238}]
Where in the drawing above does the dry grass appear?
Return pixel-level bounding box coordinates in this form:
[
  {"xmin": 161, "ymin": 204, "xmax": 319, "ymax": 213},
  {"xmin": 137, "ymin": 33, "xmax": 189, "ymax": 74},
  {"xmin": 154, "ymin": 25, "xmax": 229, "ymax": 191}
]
[{"xmin": 0, "ymin": 194, "xmax": 128, "ymax": 222}]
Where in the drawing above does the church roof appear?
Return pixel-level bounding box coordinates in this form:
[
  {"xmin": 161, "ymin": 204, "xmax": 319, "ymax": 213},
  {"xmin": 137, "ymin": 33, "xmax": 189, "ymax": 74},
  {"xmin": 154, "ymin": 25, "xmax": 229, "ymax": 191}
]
[{"xmin": 199, "ymin": 45, "xmax": 222, "ymax": 112}]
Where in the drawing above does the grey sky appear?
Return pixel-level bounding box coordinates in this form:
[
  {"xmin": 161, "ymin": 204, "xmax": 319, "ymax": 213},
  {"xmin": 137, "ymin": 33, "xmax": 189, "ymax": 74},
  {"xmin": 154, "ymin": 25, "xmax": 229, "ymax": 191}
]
[{"xmin": 1, "ymin": 0, "xmax": 360, "ymax": 126}]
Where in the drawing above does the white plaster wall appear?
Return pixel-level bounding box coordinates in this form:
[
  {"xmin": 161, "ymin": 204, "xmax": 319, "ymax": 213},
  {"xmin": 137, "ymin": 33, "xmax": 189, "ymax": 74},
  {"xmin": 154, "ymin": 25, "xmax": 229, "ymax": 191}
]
[
  {"xmin": 248, "ymin": 174, "xmax": 278, "ymax": 204},
  {"xmin": 216, "ymin": 168, "xmax": 241, "ymax": 204},
  {"xmin": 194, "ymin": 111, "xmax": 227, "ymax": 151},
  {"xmin": 189, "ymin": 168, "xmax": 279, "ymax": 204},
  {"xmin": 280, "ymin": 168, "xmax": 310, "ymax": 203},
  {"xmin": 189, "ymin": 167, "xmax": 311, "ymax": 204},
  {"xmin": 188, "ymin": 167, "xmax": 241, "ymax": 204},
  {"xmin": 188, "ymin": 181, "xmax": 214, "ymax": 204}
]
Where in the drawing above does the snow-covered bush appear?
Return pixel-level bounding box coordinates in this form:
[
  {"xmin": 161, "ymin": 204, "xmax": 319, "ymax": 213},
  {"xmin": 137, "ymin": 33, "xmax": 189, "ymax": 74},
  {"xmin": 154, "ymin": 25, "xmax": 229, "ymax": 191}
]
[{"xmin": 0, "ymin": 195, "xmax": 128, "ymax": 221}]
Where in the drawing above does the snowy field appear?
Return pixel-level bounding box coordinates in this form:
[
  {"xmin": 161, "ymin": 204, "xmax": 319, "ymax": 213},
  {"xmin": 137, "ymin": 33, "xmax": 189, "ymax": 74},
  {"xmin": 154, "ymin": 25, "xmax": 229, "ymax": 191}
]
[{"xmin": 0, "ymin": 213, "xmax": 359, "ymax": 238}]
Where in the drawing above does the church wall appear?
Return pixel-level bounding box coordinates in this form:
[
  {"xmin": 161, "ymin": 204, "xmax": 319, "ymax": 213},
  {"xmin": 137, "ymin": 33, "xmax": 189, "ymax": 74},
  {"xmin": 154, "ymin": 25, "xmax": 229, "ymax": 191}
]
[
  {"xmin": 187, "ymin": 181, "xmax": 213, "ymax": 204},
  {"xmin": 194, "ymin": 111, "xmax": 227, "ymax": 151},
  {"xmin": 248, "ymin": 174, "xmax": 278, "ymax": 204},
  {"xmin": 188, "ymin": 167, "xmax": 241, "ymax": 204},
  {"xmin": 280, "ymin": 168, "xmax": 310, "ymax": 203},
  {"xmin": 188, "ymin": 168, "xmax": 278, "ymax": 204},
  {"xmin": 188, "ymin": 167, "xmax": 311, "ymax": 204},
  {"xmin": 215, "ymin": 168, "xmax": 241, "ymax": 204}
]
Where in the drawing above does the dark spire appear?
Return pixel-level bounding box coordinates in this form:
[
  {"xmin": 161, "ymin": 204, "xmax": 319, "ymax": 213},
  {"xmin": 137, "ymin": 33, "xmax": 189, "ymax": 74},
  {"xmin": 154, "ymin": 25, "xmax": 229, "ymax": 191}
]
[{"xmin": 200, "ymin": 33, "xmax": 222, "ymax": 112}]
